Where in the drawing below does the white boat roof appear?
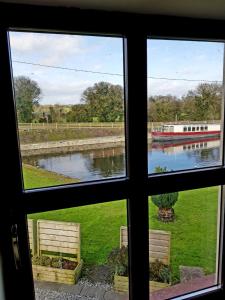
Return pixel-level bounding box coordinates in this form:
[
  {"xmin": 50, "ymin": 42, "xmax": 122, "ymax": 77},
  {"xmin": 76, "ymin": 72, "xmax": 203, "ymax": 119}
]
[{"xmin": 162, "ymin": 124, "xmax": 220, "ymax": 127}]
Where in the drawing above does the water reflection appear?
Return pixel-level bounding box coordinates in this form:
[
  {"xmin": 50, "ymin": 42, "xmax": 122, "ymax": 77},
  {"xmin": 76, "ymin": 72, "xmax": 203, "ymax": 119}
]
[
  {"xmin": 24, "ymin": 147, "xmax": 125, "ymax": 181},
  {"xmin": 23, "ymin": 138, "xmax": 221, "ymax": 181},
  {"xmin": 149, "ymin": 137, "xmax": 221, "ymax": 172}
]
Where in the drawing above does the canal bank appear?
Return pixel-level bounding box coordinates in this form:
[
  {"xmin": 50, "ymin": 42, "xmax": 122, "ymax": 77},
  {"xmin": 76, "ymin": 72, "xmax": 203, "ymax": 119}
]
[{"xmin": 21, "ymin": 136, "xmax": 126, "ymax": 156}]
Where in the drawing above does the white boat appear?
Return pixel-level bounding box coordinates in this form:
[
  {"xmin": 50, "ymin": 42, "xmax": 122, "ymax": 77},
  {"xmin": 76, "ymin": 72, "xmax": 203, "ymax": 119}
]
[{"xmin": 151, "ymin": 123, "xmax": 221, "ymax": 141}]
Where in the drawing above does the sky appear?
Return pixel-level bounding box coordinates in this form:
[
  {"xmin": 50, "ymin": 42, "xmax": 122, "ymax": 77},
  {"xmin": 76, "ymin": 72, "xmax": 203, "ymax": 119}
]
[{"xmin": 9, "ymin": 31, "xmax": 224, "ymax": 105}]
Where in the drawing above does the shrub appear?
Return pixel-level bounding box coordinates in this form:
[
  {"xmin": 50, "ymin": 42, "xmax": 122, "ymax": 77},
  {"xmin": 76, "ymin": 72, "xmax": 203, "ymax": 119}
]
[
  {"xmin": 108, "ymin": 247, "xmax": 171, "ymax": 283},
  {"xmin": 151, "ymin": 166, "xmax": 179, "ymax": 221},
  {"xmin": 150, "ymin": 260, "xmax": 171, "ymax": 283},
  {"xmin": 151, "ymin": 192, "xmax": 179, "ymax": 209},
  {"xmin": 107, "ymin": 246, "xmax": 128, "ymax": 276}
]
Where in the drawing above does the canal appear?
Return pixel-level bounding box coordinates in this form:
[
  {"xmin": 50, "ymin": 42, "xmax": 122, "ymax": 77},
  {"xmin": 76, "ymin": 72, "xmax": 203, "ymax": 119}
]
[{"xmin": 23, "ymin": 137, "xmax": 221, "ymax": 182}]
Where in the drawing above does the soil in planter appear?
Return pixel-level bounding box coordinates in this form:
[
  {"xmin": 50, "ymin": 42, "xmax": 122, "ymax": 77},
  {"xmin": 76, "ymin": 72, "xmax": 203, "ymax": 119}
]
[{"xmin": 32, "ymin": 255, "xmax": 78, "ymax": 270}]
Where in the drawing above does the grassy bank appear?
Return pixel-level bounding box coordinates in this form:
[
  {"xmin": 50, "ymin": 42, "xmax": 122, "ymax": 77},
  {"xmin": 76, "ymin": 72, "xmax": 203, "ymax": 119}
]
[
  {"xmin": 23, "ymin": 164, "xmax": 78, "ymax": 189},
  {"xmin": 19, "ymin": 128, "xmax": 124, "ymax": 144},
  {"xmin": 25, "ymin": 165, "xmax": 218, "ymax": 283}
]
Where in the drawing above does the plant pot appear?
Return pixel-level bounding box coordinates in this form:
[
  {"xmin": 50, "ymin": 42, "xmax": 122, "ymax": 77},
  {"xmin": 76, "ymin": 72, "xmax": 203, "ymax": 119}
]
[
  {"xmin": 114, "ymin": 275, "xmax": 170, "ymax": 294},
  {"xmin": 158, "ymin": 208, "xmax": 175, "ymax": 222},
  {"xmin": 32, "ymin": 260, "xmax": 83, "ymax": 284}
]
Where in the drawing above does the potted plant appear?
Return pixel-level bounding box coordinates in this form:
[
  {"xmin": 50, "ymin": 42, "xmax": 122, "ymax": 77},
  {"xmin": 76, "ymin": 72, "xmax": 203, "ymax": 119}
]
[{"xmin": 151, "ymin": 166, "xmax": 179, "ymax": 222}]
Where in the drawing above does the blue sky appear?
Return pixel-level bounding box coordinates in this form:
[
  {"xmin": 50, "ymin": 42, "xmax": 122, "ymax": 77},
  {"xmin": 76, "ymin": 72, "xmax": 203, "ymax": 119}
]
[
  {"xmin": 9, "ymin": 32, "xmax": 224, "ymax": 105},
  {"xmin": 148, "ymin": 39, "xmax": 224, "ymax": 97}
]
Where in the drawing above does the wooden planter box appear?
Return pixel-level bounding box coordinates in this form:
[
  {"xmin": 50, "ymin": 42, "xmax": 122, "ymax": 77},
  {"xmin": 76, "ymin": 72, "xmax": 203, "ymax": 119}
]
[
  {"xmin": 114, "ymin": 275, "xmax": 170, "ymax": 294},
  {"xmin": 32, "ymin": 260, "xmax": 83, "ymax": 285}
]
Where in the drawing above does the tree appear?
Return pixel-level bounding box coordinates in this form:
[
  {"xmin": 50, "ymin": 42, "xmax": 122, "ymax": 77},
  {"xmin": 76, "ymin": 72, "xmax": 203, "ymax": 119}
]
[
  {"xmin": 66, "ymin": 104, "xmax": 92, "ymax": 122},
  {"xmin": 81, "ymin": 82, "xmax": 124, "ymax": 122},
  {"xmin": 151, "ymin": 166, "xmax": 179, "ymax": 222},
  {"xmin": 14, "ymin": 76, "xmax": 41, "ymax": 123},
  {"xmin": 148, "ymin": 95, "xmax": 181, "ymax": 122},
  {"xmin": 182, "ymin": 83, "xmax": 222, "ymax": 121}
]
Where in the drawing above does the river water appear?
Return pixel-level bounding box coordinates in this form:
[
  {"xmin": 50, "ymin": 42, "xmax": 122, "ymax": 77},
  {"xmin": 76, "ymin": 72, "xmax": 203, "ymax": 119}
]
[{"xmin": 24, "ymin": 137, "xmax": 221, "ymax": 182}]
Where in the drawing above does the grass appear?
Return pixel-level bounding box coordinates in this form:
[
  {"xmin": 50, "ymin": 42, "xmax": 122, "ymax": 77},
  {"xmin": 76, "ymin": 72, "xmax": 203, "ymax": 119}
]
[
  {"xmin": 25, "ymin": 165, "xmax": 219, "ymax": 283},
  {"xmin": 19, "ymin": 128, "xmax": 124, "ymax": 144},
  {"xmin": 23, "ymin": 164, "xmax": 78, "ymax": 189}
]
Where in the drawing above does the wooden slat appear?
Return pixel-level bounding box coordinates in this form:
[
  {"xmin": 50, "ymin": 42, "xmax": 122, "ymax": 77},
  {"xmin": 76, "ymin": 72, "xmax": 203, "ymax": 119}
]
[
  {"xmin": 39, "ymin": 222, "xmax": 79, "ymax": 231},
  {"xmin": 114, "ymin": 275, "xmax": 170, "ymax": 294},
  {"xmin": 40, "ymin": 239, "xmax": 77, "ymax": 249},
  {"xmin": 149, "ymin": 245, "xmax": 168, "ymax": 253},
  {"xmin": 120, "ymin": 226, "xmax": 171, "ymax": 265},
  {"xmin": 39, "ymin": 234, "xmax": 79, "ymax": 243},
  {"xmin": 149, "ymin": 233, "xmax": 170, "ymax": 241},
  {"xmin": 39, "ymin": 228, "xmax": 79, "ymax": 237},
  {"xmin": 150, "ymin": 239, "xmax": 170, "ymax": 247},
  {"xmin": 39, "ymin": 245, "xmax": 78, "ymax": 254},
  {"xmin": 27, "ymin": 219, "xmax": 37, "ymax": 255}
]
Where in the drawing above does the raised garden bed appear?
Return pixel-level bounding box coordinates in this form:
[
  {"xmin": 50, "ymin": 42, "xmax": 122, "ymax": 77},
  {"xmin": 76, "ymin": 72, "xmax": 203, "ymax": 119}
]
[
  {"xmin": 110, "ymin": 227, "xmax": 172, "ymax": 294},
  {"xmin": 29, "ymin": 220, "xmax": 83, "ymax": 285},
  {"xmin": 114, "ymin": 275, "xmax": 170, "ymax": 294},
  {"xmin": 32, "ymin": 256, "xmax": 83, "ymax": 284}
]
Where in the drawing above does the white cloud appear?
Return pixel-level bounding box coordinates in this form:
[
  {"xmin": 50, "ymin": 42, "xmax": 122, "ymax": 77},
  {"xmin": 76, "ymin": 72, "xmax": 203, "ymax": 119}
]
[
  {"xmin": 38, "ymin": 79, "xmax": 92, "ymax": 105},
  {"xmin": 10, "ymin": 32, "xmax": 83, "ymax": 65},
  {"xmin": 148, "ymin": 79, "xmax": 197, "ymax": 98}
]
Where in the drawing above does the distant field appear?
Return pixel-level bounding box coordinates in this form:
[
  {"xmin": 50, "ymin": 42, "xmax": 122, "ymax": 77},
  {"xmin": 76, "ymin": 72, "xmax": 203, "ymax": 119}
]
[{"xmin": 25, "ymin": 165, "xmax": 219, "ymax": 283}]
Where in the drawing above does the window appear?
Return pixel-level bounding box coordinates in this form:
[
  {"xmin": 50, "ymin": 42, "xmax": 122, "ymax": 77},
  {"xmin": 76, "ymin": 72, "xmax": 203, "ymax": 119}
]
[
  {"xmin": 184, "ymin": 127, "xmax": 187, "ymax": 132},
  {"xmin": 1, "ymin": 4, "xmax": 225, "ymax": 300},
  {"xmin": 148, "ymin": 39, "xmax": 223, "ymax": 174},
  {"xmin": 27, "ymin": 200, "xmax": 129, "ymax": 298},
  {"xmin": 9, "ymin": 31, "xmax": 126, "ymax": 189},
  {"xmin": 149, "ymin": 187, "xmax": 220, "ymax": 299}
]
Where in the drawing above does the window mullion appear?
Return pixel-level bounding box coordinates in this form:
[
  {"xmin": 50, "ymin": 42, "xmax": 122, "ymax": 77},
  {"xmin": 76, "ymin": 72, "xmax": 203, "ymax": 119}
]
[
  {"xmin": 0, "ymin": 29, "xmax": 35, "ymax": 300},
  {"xmin": 124, "ymin": 33, "xmax": 149, "ymax": 299}
]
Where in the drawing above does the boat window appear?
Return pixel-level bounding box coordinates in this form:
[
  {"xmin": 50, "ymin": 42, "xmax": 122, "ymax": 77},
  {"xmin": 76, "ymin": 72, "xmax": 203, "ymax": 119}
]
[
  {"xmin": 183, "ymin": 127, "xmax": 187, "ymax": 132},
  {"xmin": 192, "ymin": 127, "xmax": 196, "ymax": 132},
  {"xmin": 200, "ymin": 126, "xmax": 204, "ymax": 131},
  {"xmin": 188, "ymin": 127, "xmax": 191, "ymax": 131},
  {"xmin": 205, "ymin": 126, "xmax": 208, "ymax": 130},
  {"xmin": 163, "ymin": 126, "xmax": 169, "ymax": 132},
  {"xmin": 196, "ymin": 127, "xmax": 199, "ymax": 131}
]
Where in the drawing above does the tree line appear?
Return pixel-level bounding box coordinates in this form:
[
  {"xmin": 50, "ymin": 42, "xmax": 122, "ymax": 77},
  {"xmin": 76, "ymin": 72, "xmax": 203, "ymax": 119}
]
[{"xmin": 15, "ymin": 76, "xmax": 222, "ymax": 123}]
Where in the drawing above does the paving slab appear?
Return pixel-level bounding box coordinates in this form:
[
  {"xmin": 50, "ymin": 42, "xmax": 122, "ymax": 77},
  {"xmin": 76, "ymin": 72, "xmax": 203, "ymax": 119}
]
[{"xmin": 80, "ymin": 285, "xmax": 106, "ymax": 299}]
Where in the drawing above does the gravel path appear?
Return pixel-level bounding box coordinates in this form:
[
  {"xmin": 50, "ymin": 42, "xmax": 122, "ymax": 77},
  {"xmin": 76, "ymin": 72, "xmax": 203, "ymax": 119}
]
[{"xmin": 34, "ymin": 280, "xmax": 127, "ymax": 300}]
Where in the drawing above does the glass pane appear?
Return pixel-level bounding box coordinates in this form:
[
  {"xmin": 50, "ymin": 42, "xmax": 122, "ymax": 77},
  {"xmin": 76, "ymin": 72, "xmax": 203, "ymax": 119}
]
[
  {"xmin": 9, "ymin": 31, "xmax": 125, "ymax": 189},
  {"xmin": 27, "ymin": 200, "xmax": 129, "ymax": 299},
  {"xmin": 149, "ymin": 186, "xmax": 221, "ymax": 299},
  {"xmin": 148, "ymin": 39, "xmax": 224, "ymax": 174}
]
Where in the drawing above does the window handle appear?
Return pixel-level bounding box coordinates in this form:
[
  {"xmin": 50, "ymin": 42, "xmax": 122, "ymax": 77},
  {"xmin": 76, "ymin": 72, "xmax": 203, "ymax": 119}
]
[{"xmin": 11, "ymin": 224, "xmax": 21, "ymax": 270}]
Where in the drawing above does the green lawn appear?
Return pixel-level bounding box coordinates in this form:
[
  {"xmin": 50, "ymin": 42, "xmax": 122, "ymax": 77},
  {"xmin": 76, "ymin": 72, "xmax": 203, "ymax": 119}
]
[
  {"xmin": 25, "ymin": 165, "xmax": 219, "ymax": 283},
  {"xmin": 23, "ymin": 164, "xmax": 78, "ymax": 188}
]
